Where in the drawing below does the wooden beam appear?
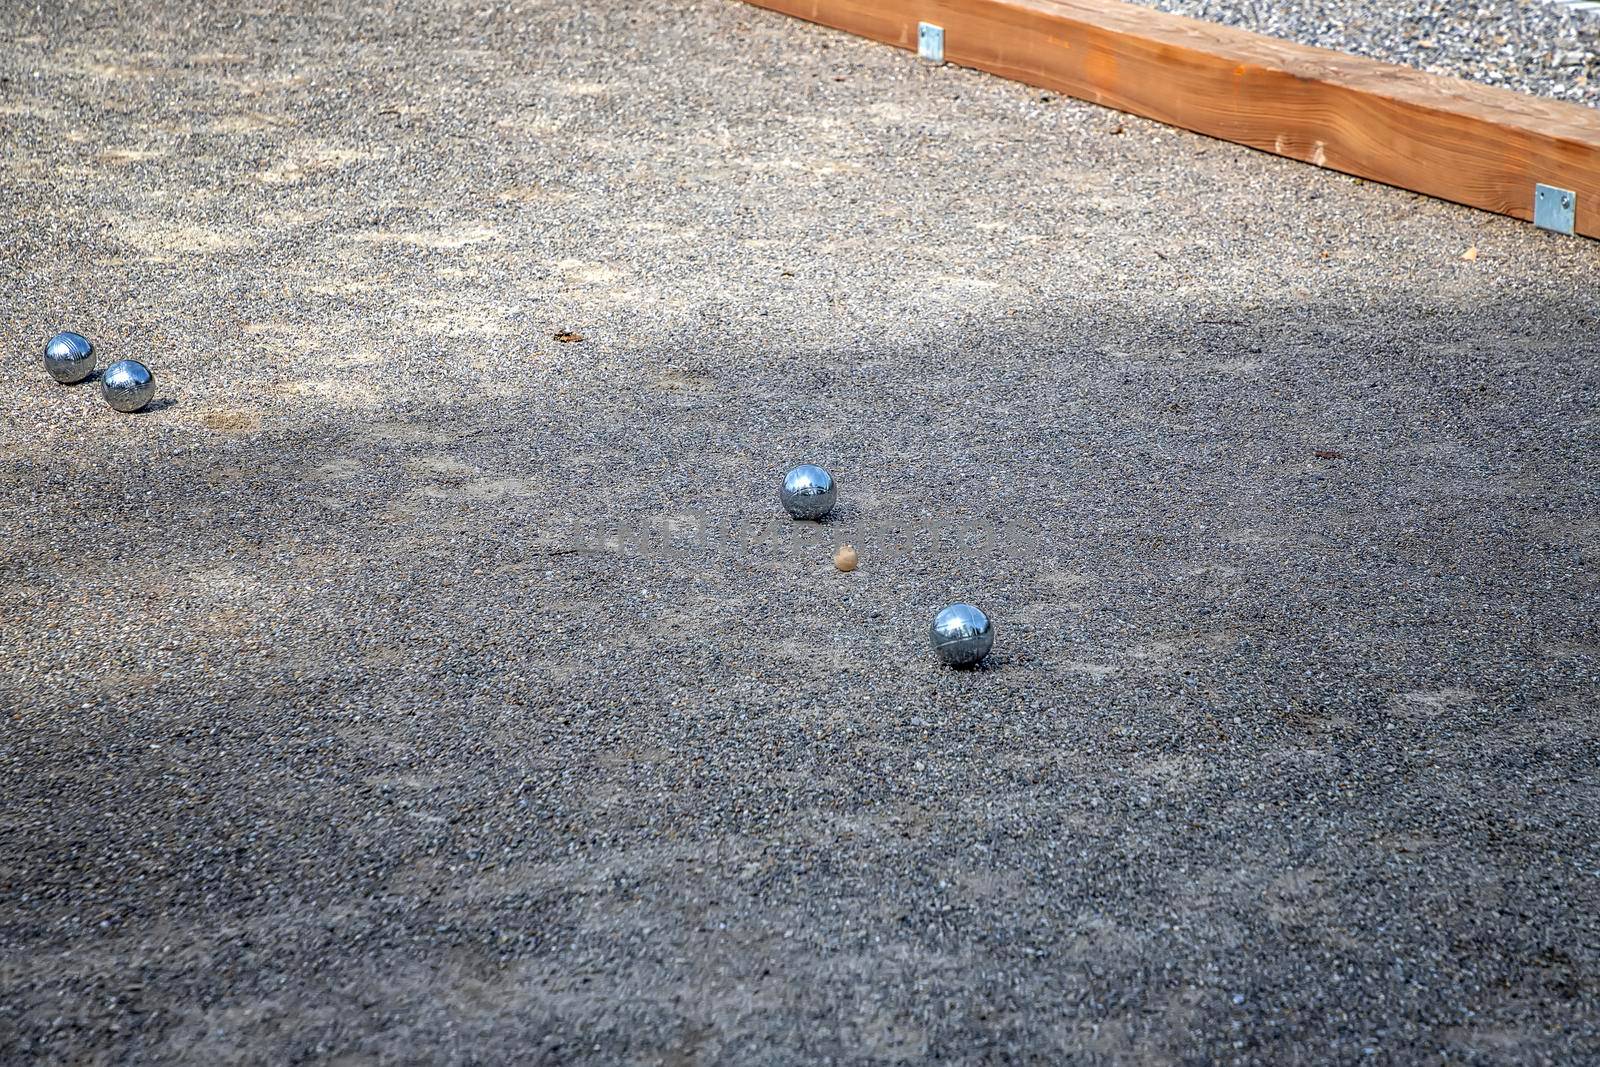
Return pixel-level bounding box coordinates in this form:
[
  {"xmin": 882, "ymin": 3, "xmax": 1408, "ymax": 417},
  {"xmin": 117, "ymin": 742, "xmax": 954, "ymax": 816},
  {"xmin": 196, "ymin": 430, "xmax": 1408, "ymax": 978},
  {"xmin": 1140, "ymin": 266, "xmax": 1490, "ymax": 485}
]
[{"xmin": 742, "ymin": 0, "xmax": 1600, "ymax": 239}]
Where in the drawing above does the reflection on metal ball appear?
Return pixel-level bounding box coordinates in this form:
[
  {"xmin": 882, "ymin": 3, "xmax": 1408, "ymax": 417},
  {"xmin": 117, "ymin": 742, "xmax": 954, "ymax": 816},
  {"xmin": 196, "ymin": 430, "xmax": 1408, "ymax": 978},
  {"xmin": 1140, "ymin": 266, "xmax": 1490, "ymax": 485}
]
[
  {"xmin": 930, "ymin": 603, "xmax": 993, "ymax": 667},
  {"xmin": 780, "ymin": 464, "xmax": 836, "ymax": 520},
  {"xmin": 44, "ymin": 332, "xmax": 95, "ymax": 384},
  {"xmin": 101, "ymin": 359, "xmax": 156, "ymax": 413}
]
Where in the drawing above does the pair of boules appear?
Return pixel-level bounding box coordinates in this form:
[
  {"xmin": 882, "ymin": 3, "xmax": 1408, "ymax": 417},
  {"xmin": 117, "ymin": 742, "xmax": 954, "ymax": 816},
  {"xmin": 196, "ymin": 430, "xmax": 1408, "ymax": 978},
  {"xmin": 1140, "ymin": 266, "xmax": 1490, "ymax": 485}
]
[
  {"xmin": 781, "ymin": 463, "xmax": 995, "ymax": 667},
  {"xmin": 43, "ymin": 331, "xmax": 157, "ymax": 413}
]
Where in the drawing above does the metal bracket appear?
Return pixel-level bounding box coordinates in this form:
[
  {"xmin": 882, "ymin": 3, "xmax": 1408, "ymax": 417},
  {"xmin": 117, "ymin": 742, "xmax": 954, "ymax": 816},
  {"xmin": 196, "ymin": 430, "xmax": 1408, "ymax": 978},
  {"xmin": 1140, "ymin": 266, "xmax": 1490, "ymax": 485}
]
[
  {"xmin": 1533, "ymin": 183, "xmax": 1576, "ymax": 236},
  {"xmin": 918, "ymin": 22, "xmax": 945, "ymax": 64}
]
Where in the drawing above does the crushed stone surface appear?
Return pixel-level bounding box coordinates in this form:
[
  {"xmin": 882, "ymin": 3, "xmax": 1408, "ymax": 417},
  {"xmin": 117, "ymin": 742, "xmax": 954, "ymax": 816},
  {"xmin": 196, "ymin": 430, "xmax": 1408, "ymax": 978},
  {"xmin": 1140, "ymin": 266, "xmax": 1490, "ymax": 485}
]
[{"xmin": 2, "ymin": 0, "xmax": 1598, "ymax": 1062}]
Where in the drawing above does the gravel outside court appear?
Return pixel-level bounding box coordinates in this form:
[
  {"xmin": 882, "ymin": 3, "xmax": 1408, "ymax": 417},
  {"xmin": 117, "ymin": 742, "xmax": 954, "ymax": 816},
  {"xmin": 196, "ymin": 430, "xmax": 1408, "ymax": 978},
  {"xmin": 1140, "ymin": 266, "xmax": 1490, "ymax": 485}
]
[{"xmin": 1136, "ymin": 0, "xmax": 1600, "ymax": 106}]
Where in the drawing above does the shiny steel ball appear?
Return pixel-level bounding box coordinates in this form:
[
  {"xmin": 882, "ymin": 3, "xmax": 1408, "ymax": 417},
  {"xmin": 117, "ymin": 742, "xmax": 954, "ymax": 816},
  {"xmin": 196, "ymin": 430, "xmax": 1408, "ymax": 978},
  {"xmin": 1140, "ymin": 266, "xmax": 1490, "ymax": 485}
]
[
  {"xmin": 100, "ymin": 359, "xmax": 156, "ymax": 413},
  {"xmin": 43, "ymin": 331, "xmax": 95, "ymax": 384},
  {"xmin": 930, "ymin": 603, "xmax": 994, "ymax": 667},
  {"xmin": 780, "ymin": 464, "xmax": 836, "ymax": 520}
]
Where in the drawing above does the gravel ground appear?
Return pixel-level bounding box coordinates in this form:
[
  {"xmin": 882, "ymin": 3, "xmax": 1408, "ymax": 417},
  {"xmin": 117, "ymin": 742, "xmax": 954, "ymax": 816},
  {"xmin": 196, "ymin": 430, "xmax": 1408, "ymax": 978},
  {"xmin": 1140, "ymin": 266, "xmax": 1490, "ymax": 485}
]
[
  {"xmin": 2, "ymin": 0, "xmax": 1599, "ymax": 1063},
  {"xmin": 1133, "ymin": 0, "xmax": 1600, "ymax": 107}
]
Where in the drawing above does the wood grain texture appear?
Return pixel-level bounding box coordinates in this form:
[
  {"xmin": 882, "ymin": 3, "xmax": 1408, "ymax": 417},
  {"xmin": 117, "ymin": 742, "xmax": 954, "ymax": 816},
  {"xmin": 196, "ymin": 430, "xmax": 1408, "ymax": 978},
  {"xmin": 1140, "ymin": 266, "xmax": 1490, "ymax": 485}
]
[{"xmin": 744, "ymin": 0, "xmax": 1600, "ymax": 238}]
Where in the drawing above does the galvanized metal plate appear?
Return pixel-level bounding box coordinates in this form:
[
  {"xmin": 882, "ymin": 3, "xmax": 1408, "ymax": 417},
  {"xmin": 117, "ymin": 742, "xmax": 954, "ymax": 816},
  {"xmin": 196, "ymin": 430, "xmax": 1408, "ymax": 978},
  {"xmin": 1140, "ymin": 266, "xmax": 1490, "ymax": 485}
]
[
  {"xmin": 918, "ymin": 22, "xmax": 944, "ymax": 63},
  {"xmin": 1534, "ymin": 183, "xmax": 1576, "ymax": 236}
]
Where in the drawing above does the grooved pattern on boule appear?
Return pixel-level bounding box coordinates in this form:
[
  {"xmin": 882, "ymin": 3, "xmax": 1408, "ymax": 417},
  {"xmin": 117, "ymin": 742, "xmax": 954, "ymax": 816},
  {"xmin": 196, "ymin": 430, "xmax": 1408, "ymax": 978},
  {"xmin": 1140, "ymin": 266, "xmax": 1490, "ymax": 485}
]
[
  {"xmin": 43, "ymin": 332, "xmax": 95, "ymax": 384},
  {"xmin": 100, "ymin": 359, "xmax": 156, "ymax": 413}
]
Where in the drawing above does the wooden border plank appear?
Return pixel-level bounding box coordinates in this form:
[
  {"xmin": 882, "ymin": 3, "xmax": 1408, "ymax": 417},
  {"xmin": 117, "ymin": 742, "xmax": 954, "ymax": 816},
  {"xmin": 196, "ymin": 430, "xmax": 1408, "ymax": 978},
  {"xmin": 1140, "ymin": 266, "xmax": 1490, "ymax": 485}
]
[{"xmin": 742, "ymin": 0, "xmax": 1600, "ymax": 238}]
